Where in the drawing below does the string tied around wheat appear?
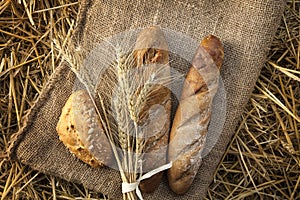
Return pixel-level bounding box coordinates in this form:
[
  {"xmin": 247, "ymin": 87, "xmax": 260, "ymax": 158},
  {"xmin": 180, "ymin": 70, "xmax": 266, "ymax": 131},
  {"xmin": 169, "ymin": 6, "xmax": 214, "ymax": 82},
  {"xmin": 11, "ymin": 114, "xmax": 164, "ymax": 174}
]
[{"xmin": 122, "ymin": 162, "xmax": 173, "ymax": 200}]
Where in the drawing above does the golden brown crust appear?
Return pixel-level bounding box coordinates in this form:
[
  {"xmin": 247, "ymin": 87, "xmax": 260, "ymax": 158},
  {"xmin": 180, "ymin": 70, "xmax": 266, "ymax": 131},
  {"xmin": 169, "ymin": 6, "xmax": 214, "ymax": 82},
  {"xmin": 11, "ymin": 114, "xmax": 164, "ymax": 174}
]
[
  {"xmin": 200, "ymin": 35, "xmax": 224, "ymax": 70},
  {"xmin": 168, "ymin": 35, "xmax": 224, "ymax": 194}
]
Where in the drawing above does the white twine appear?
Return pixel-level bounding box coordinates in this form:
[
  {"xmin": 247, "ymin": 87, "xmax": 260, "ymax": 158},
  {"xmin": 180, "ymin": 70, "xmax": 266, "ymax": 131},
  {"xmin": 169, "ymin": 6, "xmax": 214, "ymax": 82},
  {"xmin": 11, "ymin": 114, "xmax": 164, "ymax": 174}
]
[{"xmin": 122, "ymin": 162, "xmax": 173, "ymax": 200}]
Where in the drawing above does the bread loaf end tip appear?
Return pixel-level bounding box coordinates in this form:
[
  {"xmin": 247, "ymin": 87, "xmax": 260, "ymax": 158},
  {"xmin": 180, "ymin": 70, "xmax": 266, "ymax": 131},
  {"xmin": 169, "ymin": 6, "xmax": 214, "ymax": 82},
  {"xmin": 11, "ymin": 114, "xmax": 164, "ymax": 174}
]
[{"xmin": 200, "ymin": 35, "xmax": 224, "ymax": 70}]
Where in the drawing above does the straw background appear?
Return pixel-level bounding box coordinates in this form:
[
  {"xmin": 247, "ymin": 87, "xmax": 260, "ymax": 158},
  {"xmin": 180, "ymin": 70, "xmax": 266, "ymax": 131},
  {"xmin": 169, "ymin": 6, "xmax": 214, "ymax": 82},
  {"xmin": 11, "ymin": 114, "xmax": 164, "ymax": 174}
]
[{"xmin": 0, "ymin": 0, "xmax": 299, "ymax": 199}]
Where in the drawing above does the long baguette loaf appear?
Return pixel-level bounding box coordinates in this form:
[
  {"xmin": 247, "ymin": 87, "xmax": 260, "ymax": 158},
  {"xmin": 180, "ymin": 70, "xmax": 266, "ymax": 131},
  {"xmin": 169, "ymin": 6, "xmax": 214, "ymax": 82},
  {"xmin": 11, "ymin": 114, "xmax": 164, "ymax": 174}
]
[
  {"xmin": 133, "ymin": 26, "xmax": 172, "ymax": 193},
  {"xmin": 168, "ymin": 35, "xmax": 224, "ymax": 194},
  {"xmin": 56, "ymin": 90, "xmax": 113, "ymax": 167}
]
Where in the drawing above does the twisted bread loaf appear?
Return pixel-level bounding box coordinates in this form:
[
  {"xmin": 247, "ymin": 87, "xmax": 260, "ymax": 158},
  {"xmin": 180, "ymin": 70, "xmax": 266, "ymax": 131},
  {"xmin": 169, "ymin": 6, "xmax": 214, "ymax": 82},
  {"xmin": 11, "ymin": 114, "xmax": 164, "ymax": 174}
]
[
  {"xmin": 134, "ymin": 26, "xmax": 172, "ymax": 193},
  {"xmin": 168, "ymin": 35, "xmax": 224, "ymax": 194}
]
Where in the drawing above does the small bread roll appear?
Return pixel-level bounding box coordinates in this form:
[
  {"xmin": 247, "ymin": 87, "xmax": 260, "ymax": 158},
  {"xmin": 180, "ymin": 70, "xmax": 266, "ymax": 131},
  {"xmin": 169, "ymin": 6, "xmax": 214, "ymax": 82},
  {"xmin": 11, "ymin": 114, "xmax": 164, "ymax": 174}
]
[{"xmin": 56, "ymin": 90, "xmax": 112, "ymax": 167}]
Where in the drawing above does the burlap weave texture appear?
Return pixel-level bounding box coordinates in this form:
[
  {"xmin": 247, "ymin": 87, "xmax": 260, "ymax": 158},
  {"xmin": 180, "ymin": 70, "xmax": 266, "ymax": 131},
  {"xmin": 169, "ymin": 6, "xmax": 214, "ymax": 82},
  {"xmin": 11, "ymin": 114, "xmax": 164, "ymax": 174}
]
[{"xmin": 9, "ymin": 0, "xmax": 286, "ymax": 199}]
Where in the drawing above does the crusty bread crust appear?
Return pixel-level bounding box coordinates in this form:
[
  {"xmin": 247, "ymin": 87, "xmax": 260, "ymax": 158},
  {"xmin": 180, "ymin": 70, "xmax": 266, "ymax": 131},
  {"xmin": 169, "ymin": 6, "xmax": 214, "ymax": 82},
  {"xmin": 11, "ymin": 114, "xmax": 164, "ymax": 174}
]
[
  {"xmin": 168, "ymin": 35, "xmax": 224, "ymax": 194},
  {"xmin": 56, "ymin": 90, "xmax": 112, "ymax": 168},
  {"xmin": 134, "ymin": 26, "xmax": 172, "ymax": 193}
]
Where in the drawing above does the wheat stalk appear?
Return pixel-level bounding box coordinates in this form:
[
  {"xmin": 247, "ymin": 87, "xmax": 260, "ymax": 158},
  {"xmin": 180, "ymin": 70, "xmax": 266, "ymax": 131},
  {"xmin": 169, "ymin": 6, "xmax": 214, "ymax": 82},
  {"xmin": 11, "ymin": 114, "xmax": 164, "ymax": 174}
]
[{"xmin": 56, "ymin": 28, "xmax": 181, "ymax": 199}]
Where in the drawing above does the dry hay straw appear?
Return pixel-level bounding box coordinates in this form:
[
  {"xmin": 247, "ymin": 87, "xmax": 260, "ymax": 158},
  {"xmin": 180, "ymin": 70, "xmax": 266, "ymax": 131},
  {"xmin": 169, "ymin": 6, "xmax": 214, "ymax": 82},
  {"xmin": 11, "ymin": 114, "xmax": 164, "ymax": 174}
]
[
  {"xmin": 207, "ymin": 1, "xmax": 300, "ymax": 200},
  {"xmin": 0, "ymin": 0, "xmax": 299, "ymax": 199},
  {"xmin": 0, "ymin": 0, "xmax": 104, "ymax": 199}
]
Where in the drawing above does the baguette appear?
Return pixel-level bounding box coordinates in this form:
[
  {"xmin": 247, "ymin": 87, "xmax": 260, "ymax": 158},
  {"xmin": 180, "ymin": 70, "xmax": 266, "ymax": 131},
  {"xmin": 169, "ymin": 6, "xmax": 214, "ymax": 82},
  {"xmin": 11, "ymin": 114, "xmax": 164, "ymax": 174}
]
[
  {"xmin": 134, "ymin": 26, "xmax": 172, "ymax": 193},
  {"xmin": 168, "ymin": 35, "xmax": 224, "ymax": 194},
  {"xmin": 56, "ymin": 90, "xmax": 113, "ymax": 167}
]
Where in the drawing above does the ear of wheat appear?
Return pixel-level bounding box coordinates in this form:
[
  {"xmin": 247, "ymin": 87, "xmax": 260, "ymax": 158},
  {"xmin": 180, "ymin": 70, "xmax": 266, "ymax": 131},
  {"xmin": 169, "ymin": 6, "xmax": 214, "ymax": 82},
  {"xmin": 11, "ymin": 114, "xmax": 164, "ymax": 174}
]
[{"xmin": 56, "ymin": 26, "xmax": 176, "ymax": 200}]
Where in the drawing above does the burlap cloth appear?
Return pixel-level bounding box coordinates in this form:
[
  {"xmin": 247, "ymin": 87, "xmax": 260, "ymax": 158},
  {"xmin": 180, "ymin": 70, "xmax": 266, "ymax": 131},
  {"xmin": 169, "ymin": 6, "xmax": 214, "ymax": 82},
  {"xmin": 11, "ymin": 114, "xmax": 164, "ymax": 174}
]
[{"xmin": 8, "ymin": 0, "xmax": 286, "ymax": 199}]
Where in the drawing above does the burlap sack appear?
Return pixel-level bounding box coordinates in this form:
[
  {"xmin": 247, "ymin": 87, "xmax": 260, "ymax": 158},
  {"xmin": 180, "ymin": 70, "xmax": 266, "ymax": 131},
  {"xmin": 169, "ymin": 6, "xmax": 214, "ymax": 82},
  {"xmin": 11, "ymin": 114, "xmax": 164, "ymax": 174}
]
[{"xmin": 8, "ymin": 0, "xmax": 286, "ymax": 199}]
